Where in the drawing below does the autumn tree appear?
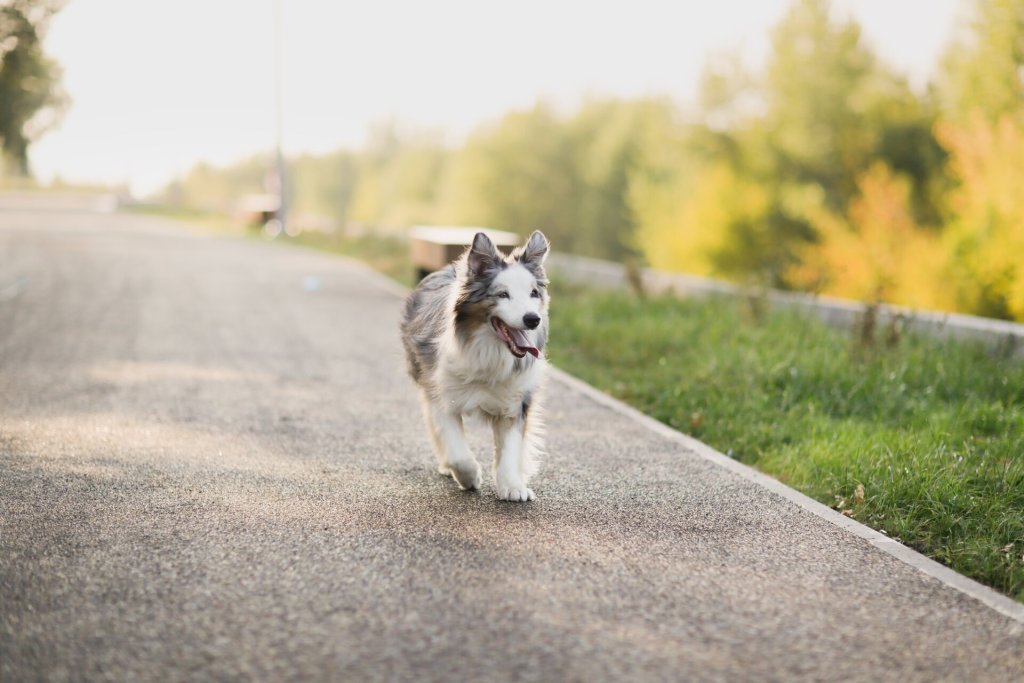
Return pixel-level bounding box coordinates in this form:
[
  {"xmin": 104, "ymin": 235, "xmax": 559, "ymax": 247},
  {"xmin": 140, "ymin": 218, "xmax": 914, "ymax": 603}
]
[
  {"xmin": 936, "ymin": 115, "xmax": 1024, "ymax": 319},
  {"xmin": 935, "ymin": 0, "xmax": 1024, "ymax": 319},
  {"xmin": 787, "ymin": 163, "xmax": 950, "ymax": 309},
  {"xmin": 635, "ymin": 0, "xmax": 946, "ymax": 288},
  {"xmin": 939, "ymin": 0, "xmax": 1024, "ymax": 124}
]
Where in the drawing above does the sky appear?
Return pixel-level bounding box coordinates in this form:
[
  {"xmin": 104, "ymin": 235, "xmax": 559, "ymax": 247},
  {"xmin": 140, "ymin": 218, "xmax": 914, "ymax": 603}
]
[{"xmin": 29, "ymin": 0, "xmax": 964, "ymax": 195}]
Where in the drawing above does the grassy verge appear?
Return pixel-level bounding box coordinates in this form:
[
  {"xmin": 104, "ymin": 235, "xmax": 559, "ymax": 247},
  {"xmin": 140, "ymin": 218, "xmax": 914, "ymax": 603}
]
[{"xmin": 549, "ymin": 281, "xmax": 1024, "ymax": 602}]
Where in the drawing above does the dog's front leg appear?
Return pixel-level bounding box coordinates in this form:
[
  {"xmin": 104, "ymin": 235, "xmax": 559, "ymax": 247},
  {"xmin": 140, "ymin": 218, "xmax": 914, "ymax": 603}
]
[
  {"xmin": 431, "ymin": 404, "xmax": 481, "ymax": 490},
  {"xmin": 491, "ymin": 416, "xmax": 534, "ymax": 502}
]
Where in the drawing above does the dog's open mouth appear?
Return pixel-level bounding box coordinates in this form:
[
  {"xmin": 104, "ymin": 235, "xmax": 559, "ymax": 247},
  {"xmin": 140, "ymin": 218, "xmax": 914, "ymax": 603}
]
[{"xmin": 491, "ymin": 317, "xmax": 540, "ymax": 359}]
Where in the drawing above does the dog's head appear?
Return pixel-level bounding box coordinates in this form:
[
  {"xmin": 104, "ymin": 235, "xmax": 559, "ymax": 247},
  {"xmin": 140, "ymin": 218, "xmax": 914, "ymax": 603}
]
[{"xmin": 457, "ymin": 231, "xmax": 550, "ymax": 359}]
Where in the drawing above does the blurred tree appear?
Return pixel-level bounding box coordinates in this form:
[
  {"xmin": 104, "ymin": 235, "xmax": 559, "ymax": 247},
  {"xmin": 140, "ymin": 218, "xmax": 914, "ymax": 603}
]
[
  {"xmin": 441, "ymin": 99, "xmax": 673, "ymax": 260},
  {"xmin": 933, "ymin": 0, "xmax": 1024, "ymax": 320},
  {"xmin": 629, "ymin": 131, "xmax": 708, "ymax": 276},
  {"xmin": 348, "ymin": 123, "xmax": 449, "ymax": 232},
  {"xmin": 568, "ymin": 98, "xmax": 675, "ymax": 260},
  {"xmin": 763, "ymin": 0, "xmax": 942, "ymax": 215},
  {"xmin": 763, "ymin": 0, "xmax": 875, "ymax": 206},
  {"xmin": 443, "ymin": 103, "xmax": 580, "ymax": 251},
  {"xmin": 699, "ymin": 51, "xmax": 758, "ymax": 133},
  {"xmin": 788, "ymin": 163, "xmax": 950, "ymax": 309},
  {"xmin": 289, "ymin": 150, "xmax": 359, "ymax": 226},
  {"xmin": 636, "ymin": 0, "xmax": 947, "ymax": 288},
  {"xmin": 939, "ymin": 0, "xmax": 1024, "ymax": 123},
  {"xmin": 937, "ymin": 114, "xmax": 1024, "ymax": 319},
  {"xmin": 166, "ymin": 156, "xmax": 268, "ymax": 212},
  {"xmin": 0, "ymin": 0, "xmax": 66, "ymax": 175},
  {"xmin": 634, "ymin": 160, "xmax": 761, "ymax": 279}
]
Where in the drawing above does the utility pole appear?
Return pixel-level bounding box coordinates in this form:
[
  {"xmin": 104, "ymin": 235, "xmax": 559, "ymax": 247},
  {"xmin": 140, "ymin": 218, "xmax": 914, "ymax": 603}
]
[{"xmin": 272, "ymin": 0, "xmax": 287, "ymax": 237}]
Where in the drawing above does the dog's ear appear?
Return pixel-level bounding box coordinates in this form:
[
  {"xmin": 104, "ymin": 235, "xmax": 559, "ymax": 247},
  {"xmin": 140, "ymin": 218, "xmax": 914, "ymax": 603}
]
[
  {"xmin": 468, "ymin": 232, "xmax": 499, "ymax": 275},
  {"xmin": 520, "ymin": 231, "xmax": 549, "ymax": 266}
]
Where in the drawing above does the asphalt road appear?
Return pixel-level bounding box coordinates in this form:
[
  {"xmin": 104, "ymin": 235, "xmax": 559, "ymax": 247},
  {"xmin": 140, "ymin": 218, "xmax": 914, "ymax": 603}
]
[{"xmin": 2, "ymin": 208, "xmax": 1023, "ymax": 682}]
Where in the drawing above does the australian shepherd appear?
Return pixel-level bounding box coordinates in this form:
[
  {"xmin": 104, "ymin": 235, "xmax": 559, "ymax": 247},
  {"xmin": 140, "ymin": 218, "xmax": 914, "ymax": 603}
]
[{"xmin": 400, "ymin": 231, "xmax": 550, "ymax": 501}]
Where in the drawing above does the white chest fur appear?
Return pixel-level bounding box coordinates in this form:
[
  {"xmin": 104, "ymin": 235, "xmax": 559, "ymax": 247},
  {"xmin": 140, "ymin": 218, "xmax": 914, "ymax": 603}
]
[{"xmin": 435, "ymin": 327, "xmax": 543, "ymax": 419}]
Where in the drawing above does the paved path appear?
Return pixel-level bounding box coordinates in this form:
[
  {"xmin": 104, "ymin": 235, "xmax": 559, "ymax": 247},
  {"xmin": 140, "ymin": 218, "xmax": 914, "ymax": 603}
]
[{"xmin": 2, "ymin": 209, "xmax": 1023, "ymax": 682}]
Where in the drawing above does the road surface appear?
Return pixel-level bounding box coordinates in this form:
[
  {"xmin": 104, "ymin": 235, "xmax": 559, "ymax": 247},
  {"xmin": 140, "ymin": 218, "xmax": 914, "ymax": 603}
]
[{"xmin": 2, "ymin": 208, "xmax": 1023, "ymax": 682}]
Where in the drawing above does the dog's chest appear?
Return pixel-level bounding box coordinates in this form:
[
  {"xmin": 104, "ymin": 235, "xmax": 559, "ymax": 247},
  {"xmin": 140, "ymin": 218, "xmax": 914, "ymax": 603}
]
[
  {"xmin": 441, "ymin": 363, "xmax": 540, "ymax": 418},
  {"xmin": 448, "ymin": 378, "xmax": 533, "ymax": 418}
]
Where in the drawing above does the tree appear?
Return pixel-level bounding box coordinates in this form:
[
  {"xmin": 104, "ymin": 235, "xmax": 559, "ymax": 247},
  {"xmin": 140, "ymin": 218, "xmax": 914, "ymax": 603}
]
[
  {"xmin": 937, "ymin": 114, "xmax": 1024, "ymax": 319},
  {"xmin": 442, "ymin": 104, "xmax": 580, "ymax": 252},
  {"xmin": 348, "ymin": 124, "xmax": 450, "ymax": 232},
  {"xmin": 0, "ymin": 0, "xmax": 66, "ymax": 175},
  {"xmin": 167, "ymin": 156, "xmax": 268, "ymax": 212},
  {"xmin": 939, "ymin": 0, "xmax": 1024, "ymax": 123},
  {"xmin": 566, "ymin": 98, "xmax": 674, "ymax": 260},
  {"xmin": 763, "ymin": 0, "xmax": 942, "ymax": 215},
  {"xmin": 787, "ymin": 163, "xmax": 950, "ymax": 310},
  {"xmin": 634, "ymin": 0, "xmax": 946, "ymax": 289},
  {"xmin": 285, "ymin": 150, "xmax": 359, "ymax": 226}
]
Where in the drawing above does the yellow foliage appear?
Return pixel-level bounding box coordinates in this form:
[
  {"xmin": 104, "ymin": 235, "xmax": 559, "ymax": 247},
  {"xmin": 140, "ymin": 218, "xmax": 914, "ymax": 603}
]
[
  {"xmin": 790, "ymin": 163, "xmax": 950, "ymax": 310},
  {"xmin": 937, "ymin": 114, "xmax": 1024, "ymax": 318},
  {"xmin": 633, "ymin": 162, "xmax": 769, "ymax": 277}
]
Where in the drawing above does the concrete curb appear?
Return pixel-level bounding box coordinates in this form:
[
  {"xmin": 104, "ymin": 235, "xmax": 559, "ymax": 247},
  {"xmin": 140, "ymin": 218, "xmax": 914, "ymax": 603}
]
[
  {"xmin": 549, "ymin": 253, "xmax": 1024, "ymax": 358},
  {"xmin": 548, "ymin": 366, "xmax": 1024, "ymax": 626},
  {"xmin": 357, "ymin": 251, "xmax": 1024, "ymax": 627}
]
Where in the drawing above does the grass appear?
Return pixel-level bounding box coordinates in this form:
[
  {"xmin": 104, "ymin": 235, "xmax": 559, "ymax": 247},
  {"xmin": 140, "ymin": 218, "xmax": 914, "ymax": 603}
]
[{"xmin": 548, "ymin": 281, "xmax": 1024, "ymax": 602}]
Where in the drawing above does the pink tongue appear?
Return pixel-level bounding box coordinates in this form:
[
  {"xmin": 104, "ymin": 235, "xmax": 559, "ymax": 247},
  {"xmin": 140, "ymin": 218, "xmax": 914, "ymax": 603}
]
[{"xmin": 509, "ymin": 327, "xmax": 539, "ymax": 358}]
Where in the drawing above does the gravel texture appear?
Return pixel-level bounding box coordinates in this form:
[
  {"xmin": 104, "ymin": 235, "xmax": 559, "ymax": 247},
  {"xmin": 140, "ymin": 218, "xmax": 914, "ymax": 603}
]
[{"xmin": 2, "ymin": 210, "xmax": 1023, "ymax": 682}]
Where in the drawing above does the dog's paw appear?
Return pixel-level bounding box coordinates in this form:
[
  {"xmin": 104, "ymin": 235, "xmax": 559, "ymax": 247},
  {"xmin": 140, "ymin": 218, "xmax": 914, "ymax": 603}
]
[
  {"xmin": 497, "ymin": 484, "xmax": 535, "ymax": 502},
  {"xmin": 449, "ymin": 461, "xmax": 482, "ymax": 491}
]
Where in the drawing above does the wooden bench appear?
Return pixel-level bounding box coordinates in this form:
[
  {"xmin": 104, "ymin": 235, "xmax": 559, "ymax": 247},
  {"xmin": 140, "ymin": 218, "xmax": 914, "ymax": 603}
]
[{"xmin": 409, "ymin": 226, "xmax": 521, "ymax": 281}]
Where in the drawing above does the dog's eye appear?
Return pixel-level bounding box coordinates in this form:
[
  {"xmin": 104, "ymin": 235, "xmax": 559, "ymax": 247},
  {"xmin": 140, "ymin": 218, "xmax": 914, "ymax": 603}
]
[
  {"xmin": 496, "ymin": 291, "xmax": 510, "ymax": 299},
  {"xmin": 530, "ymin": 289, "xmax": 540, "ymax": 298}
]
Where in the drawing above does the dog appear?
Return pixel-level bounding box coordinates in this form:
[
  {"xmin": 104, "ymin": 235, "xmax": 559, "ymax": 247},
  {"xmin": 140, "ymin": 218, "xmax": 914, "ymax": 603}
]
[{"xmin": 400, "ymin": 231, "xmax": 550, "ymax": 501}]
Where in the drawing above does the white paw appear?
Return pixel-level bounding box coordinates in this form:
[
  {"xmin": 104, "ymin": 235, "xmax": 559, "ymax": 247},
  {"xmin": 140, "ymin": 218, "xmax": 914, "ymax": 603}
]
[
  {"xmin": 448, "ymin": 461, "xmax": 481, "ymax": 490},
  {"xmin": 497, "ymin": 484, "xmax": 535, "ymax": 502}
]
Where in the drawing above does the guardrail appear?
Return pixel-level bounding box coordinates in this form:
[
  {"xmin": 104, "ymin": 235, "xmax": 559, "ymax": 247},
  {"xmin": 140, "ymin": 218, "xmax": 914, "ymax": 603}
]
[{"xmin": 548, "ymin": 253, "xmax": 1024, "ymax": 358}]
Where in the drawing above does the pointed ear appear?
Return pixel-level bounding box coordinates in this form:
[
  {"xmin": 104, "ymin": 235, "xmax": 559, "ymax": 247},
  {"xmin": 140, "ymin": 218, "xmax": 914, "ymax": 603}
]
[
  {"xmin": 520, "ymin": 231, "xmax": 549, "ymax": 266},
  {"xmin": 467, "ymin": 232, "xmax": 499, "ymax": 275}
]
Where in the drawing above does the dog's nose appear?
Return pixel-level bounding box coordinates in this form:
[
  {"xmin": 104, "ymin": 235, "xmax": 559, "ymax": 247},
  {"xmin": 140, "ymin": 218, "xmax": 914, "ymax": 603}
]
[{"xmin": 523, "ymin": 313, "xmax": 541, "ymax": 329}]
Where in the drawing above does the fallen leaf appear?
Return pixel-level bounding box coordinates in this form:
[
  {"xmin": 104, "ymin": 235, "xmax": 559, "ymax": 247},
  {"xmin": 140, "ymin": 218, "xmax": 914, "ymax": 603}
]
[
  {"xmin": 841, "ymin": 509, "xmax": 854, "ymax": 517},
  {"xmin": 690, "ymin": 412, "xmax": 703, "ymax": 430},
  {"xmin": 1001, "ymin": 543, "xmax": 1014, "ymax": 554},
  {"xmin": 854, "ymin": 483, "xmax": 865, "ymax": 505}
]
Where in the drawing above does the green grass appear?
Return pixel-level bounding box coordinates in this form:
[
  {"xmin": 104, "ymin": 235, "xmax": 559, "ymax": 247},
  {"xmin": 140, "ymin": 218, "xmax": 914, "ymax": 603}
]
[{"xmin": 549, "ymin": 281, "xmax": 1024, "ymax": 602}]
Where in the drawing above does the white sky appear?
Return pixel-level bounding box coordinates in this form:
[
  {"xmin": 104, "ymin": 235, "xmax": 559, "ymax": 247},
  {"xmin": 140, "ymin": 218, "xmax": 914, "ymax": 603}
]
[{"xmin": 29, "ymin": 0, "xmax": 964, "ymax": 195}]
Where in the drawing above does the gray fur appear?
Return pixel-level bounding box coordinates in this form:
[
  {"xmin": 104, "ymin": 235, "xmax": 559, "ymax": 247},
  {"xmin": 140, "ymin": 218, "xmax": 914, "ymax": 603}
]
[{"xmin": 400, "ymin": 265, "xmax": 455, "ymax": 383}]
